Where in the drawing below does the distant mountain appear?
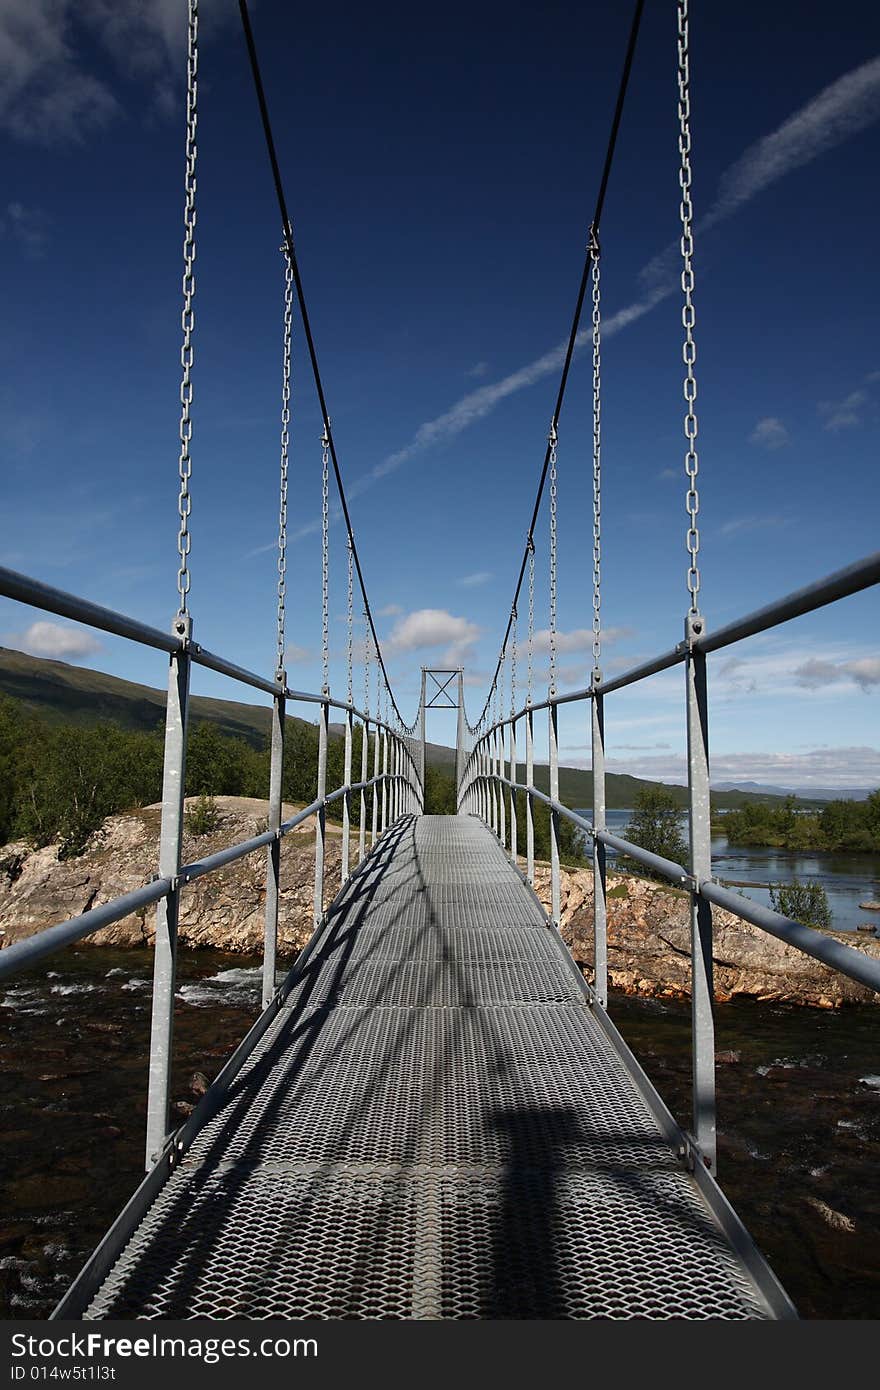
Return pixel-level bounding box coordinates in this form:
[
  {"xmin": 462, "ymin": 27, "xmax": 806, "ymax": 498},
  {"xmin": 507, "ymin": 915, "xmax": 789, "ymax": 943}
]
[
  {"xmin": 712, "ymin": 780, "xmax": 875, "ymax": 802},
  {"xmin": 0, "ymin": 648, "xmax": 832, "ymax": 813}
]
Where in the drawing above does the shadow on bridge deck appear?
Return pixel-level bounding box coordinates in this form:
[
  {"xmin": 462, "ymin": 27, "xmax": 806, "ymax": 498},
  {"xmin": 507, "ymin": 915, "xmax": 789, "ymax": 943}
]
[{"xmin": 70, "ymin": 817, "xmax": 791, "ymax": 1320}]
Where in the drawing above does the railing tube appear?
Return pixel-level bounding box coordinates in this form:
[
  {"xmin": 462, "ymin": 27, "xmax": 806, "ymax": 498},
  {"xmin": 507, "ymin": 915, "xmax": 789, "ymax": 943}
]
[
  {"xmin": 313, "ymin": 699, "xmax": 329, "ymax": 928},
  {"xmin": 548, "ymin": 704, "xmax": 561, "ymax": 927},
  {"xmin": 262, "ymin": 678, "xmax": 285, "ymax": 1010},
  {"xmin": 341, "ymin": 708, "xmax": 353, "ymax": 883},
  {"xmin": 525, "ymin": 708, "xmax": 535, "ymax": 884},
  {"xmin": 144, "ymin": 618, "xmax": 192, "ymax": 1170},
  {"xmin": 685, "ymin": 613, "xmax": 716, "ymax": 1171},
  {"xmin": 591, "ymin": 682, "xmax": 607, "ymax": 1008}
]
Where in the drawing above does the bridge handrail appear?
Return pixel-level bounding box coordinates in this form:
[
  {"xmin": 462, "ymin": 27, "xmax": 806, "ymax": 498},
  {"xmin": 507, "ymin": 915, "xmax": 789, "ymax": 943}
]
[
  {"xmin": 0, "ymin": 772, "xmax": 410, "ymax": 985},
  {"xmin": 482, "ymin": 772, "xmax": 880, "ymax": 996}
]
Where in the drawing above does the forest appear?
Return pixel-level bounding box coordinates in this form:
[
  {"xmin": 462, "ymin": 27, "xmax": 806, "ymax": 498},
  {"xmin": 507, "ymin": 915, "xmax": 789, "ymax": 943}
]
[{"xmin": 0, "ymin": 694, "xmax": 586, "ymax": 866}]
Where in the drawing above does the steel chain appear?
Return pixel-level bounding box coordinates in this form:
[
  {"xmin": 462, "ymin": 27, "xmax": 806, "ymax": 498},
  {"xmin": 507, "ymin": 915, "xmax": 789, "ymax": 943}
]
[
  {"xmin": 548, "ymin": 423, "xmax": 558, "ymax": 696},
  {"xmin": 321, "ymin": 424, "xmax": 330, "ymax": 695},
  {"xmin": 527, "ymin": 537, "xmax": 535, "ymax": 707},
  {"xmin": 276, "ymin": 242, "xmax": 293, "ymax": 673},
  {"xmin": 176, "ymin": 0, "xmax": 198, "ymax": 615},
  {"xmin": 590, "ymin": 227, "xmax": 602, "ymax": 672},
  {"xmin": 510, "ymin": 606, "xmax": 517, "ymax": 717},
  {"xmin": 364, "ymin": 609, "xmax": 370, "ymax": 719},
  {"xmin": 678, "ymin": 0, "xmax": 700, "ymax": 613},
  {"xmin": 346, "ymin": 537, "xmax": 354, "ymax": 704}
]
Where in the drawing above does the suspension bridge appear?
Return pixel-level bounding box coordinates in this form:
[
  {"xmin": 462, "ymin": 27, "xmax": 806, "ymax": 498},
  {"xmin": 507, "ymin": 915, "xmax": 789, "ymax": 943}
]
[{"xmin": 1, "ymin": 0, "xmax": 878, "ymax": 1320}]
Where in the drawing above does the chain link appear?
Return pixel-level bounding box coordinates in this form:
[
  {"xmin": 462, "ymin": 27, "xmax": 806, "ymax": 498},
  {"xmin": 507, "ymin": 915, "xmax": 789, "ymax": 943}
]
[
  {"xmin": 176, "ymin": 0, "xmax": 198, "ymax": 615},
  {"xmin": 276, "ymin": 242, "xmax": 292, "ymax": 674},
  {"xmin": 548, "ymin": 423, "xmax": 558, "ymax": 696},
  {"xmin": 590, "ymin": 227, "xmax": 602, "ymax": 672},
  {"xmin": 678, "ymin": 0, "xmax": 700, "ymax": 613},
  {"xmin": 321, "ymin": 423, "xmax": 330, "ymax": 696}
]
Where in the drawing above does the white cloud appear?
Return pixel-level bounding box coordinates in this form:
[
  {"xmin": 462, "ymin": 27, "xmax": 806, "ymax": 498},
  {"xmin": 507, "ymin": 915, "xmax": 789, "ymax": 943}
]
[
  {"xmin": 599, "ymin": 746, "xmax": 880, "ymax": 791},
  {"xmin": 657, "ymin": 467, "xmax": 678, "ymax": 481},
  {"xmin": 466, "ymin": 362, "xmax": 489, "ymax": 378},
  {"xmin": 749, "ymin": 417, "xmax": 789, "ymax": 450},
  {"xmin": 819, "ymin": 388, "xmax": 869, "ymax": 431},
  {"xmin": 377, "ymin": 603, "xmax": 403, "ymax": 617},
  {"xmin": 795, "ymin": 656, "xmax": 880, "ymax": 692},
  {"xmin": 283, "ymin": 643, "xmax": 312, "ymax": 666},
  {"xmin": 640, "ymin": 55, "xmax": 880, "ymax": 288},
  {"xmin": 529, "ymin": 626, "xmax": 632, "ymax": 655},
  {"xmin": 2, "ymin": 201, "xmax": 50, "ymax": 257},
  {"xmin": 719, "ymin": 515, "xmax": 789, "ymax": 537},
  {"xmin": 385, "ymin": 608, "xmax": 481, "ymax": 665},
  {"xmin": 0, "ymin": 0, "xmax": 235, "ymax": 143},
  {"xmin": 458, "ymin": 571, "xmax": 492, "ymax": 588},
  {"xmin": 6, "ymin": 620, "xmax": 101, "ymax": 662}
]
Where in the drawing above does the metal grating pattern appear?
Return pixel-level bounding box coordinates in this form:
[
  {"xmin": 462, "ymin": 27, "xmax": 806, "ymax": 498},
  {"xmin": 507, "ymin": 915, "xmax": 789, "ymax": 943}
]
[{"xmin": 83, "ymin": 816, "xmax": 777, "ymax": 1320}]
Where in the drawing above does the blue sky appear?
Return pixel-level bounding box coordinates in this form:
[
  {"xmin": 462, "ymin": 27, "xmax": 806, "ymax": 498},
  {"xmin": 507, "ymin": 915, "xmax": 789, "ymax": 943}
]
[{"xmin": 1, "ymin": 0, "xmax": 877, "ymax": 790}]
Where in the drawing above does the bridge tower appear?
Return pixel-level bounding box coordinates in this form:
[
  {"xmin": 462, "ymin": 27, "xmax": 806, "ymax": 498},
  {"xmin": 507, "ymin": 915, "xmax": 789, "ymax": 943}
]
[{"xmin": 418, "ymin": 668, "xmax": 465, "ymax": 812}]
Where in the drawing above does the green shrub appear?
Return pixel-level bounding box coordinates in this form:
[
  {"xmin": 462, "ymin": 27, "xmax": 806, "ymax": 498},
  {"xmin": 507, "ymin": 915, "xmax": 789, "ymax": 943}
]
[
  {"xmin": 184, "ymin": 794, "xmax": 220, "ymax": 836},
  {"xmin": 769, "ymin": 880, "xmax": 832, "ymax": 931},
  {"xmin": 619, "ymin": 786, "xmax": 688, "ymax": 880}
]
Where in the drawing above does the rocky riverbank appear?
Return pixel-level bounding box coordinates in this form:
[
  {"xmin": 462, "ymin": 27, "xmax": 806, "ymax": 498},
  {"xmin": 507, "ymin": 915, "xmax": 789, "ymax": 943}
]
[{"xmin": 1, "ymin": 799, "xmax": 878, "ymax": 1008}]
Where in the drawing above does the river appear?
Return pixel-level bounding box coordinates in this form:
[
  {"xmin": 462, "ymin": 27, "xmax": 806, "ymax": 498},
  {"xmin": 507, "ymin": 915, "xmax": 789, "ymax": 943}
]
[
  {"xmin": 575, "ymin": 808, "xmax": 880, "ymax": 935},
  {"xmin": 0, "ymin": 946, "xmax": 878, "ymax": 1320}
]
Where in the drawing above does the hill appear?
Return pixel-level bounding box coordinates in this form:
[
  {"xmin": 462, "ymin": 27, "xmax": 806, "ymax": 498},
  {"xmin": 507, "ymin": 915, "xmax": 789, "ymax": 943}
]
[{"xmin": 0, "ymin": 648, "xmax": 825, "ymax": 811}]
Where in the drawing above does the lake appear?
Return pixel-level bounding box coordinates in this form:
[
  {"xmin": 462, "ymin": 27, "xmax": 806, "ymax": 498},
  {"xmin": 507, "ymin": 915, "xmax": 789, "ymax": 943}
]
[{"xmin": 574, "ymin": 808, "xmax": 880, "ymax": 935}]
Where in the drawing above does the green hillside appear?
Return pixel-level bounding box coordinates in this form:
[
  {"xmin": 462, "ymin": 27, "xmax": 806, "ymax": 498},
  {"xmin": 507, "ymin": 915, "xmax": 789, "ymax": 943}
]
[{"xmin": 0, "ymin": 647, "xmax": 822, "ymax": 812}]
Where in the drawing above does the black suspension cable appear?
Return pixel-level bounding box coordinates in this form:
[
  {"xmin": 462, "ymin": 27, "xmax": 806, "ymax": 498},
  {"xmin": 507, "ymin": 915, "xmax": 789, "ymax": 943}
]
[
  {"xmin": 471, "ymin": 0, "xmax": 646, "ymax": 730},
  {"xmin": 238, "ymin": 0, "xmax": 413, "ymax": 730}
]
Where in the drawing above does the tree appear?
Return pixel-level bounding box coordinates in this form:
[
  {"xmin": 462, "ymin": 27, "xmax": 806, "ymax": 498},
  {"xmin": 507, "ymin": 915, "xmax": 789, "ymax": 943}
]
[
  {"xmin": 621, "ymin": 786, "xmax": 688, "ymax": 880},
  {"xmin": 769, "ymin": 880, "xmax": 832, "ymax": 931}
]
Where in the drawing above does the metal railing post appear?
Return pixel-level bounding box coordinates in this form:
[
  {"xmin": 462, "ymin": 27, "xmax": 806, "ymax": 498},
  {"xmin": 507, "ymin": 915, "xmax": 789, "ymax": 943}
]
[
  {"xmin": 145, "ymin": 616, "xmax": 192, "ymax": 1170},
  {"xmin": 498, "ymin": 721, "xmax": 507, "ymax": 848},
  {"xmin": 371, "ymin": 724, "xmax": 380, "ymax": 846},
  {"xmin": 591, "ymin": 683, "xmax": 607, "ymax": 1008},
  {"xmin": 525, "ymin": 708, "xmax": 535, "ymax": 884},
  {"xmin": 359, "ymin": 721, "xmax": 368, "ymax": 862},
  {"xmin": 509, "ymin": 715, "xmax": 518, "ymax": 865},
  {"xmin": 341, "ymin": 708, "xmax": 353, "ymax": 883},
  {"xmin": 491, "ymin": 729, "xmax": 499, "ymax": 836},
  {"xmin": 686, "ymin": 612, "xmax": 716, "ymax": 1171},
  {"xmin": 262, "ymin": 674, "xmax": 286, "ymax": 1011},
  {"xmin": 381, "ymin": 728, "xmax": 389, "ymax": 834},
  {"xmin": 549, "ymin": 704, "xmax": 561, "ymax": 927},
  {"xmin": 313, "ymin": 699, "xmax": 328, "ymax": 929}
]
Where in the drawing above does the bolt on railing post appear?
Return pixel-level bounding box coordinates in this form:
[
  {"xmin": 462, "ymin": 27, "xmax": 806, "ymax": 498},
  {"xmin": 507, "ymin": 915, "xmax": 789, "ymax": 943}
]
[
  {"xmin": 313, "ymin": 699, "xmax": 328, "ymax": 929},
  {"xmin": 591, "ymin": 682, "xmax": 607, "ymax": 1009},
  {"xmin": 381, "ymin": 728, "xmax": 389, "ymax": 834},
  {"xmin": 686, "ymin": 611, "xmax": 716, "ymax": 1171},
  {"xmin": 145, "ymin": 616, "xmax": 192, "ymax": 1171},
  {"xmin": 548, "ymin": 704, "xmax": 561, "ymax": 927},
  {"xmin": 262, "ymin": 674, "xmax": 286, "ymax": 1011},
  {"xmin": 525, "ymin": 708, "xmax": 535, "ymax": 884},
  {"xmin": 341, "ymin": 707, "xmax": 353, "ymax": 883},
  {"xmin": 509, "ymin": 716, "xmax": 518, "ymax": 866},
  {"xmin": 359, "ymin": 721, "xmax": 368, "ymax": 862}
]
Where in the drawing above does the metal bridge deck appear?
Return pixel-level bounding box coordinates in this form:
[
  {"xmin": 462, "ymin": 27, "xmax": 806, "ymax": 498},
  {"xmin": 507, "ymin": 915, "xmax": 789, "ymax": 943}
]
[{"xmin": 83, "ymin": 817, "xmax": 785, "ymax": 1320}]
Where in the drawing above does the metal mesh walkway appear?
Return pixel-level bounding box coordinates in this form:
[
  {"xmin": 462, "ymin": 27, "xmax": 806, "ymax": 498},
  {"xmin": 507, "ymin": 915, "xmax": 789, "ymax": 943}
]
[{"xmin": 84, "ymin": 817, "xmax": 784, "ymax": 1319}]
